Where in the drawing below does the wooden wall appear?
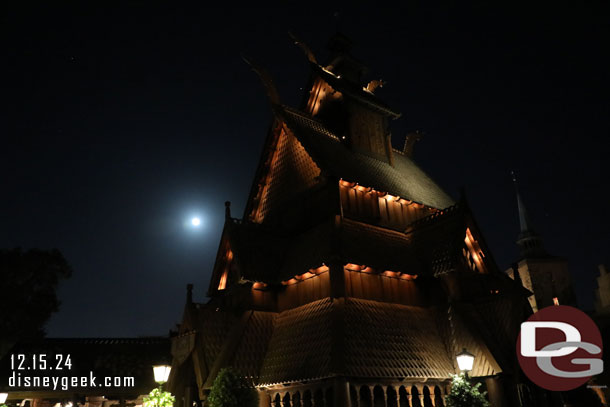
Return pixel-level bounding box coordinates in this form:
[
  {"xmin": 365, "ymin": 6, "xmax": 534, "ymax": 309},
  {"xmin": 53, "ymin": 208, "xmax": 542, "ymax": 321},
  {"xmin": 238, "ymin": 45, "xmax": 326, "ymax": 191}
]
[
  {"xmin": 339, "ymin": 183, "xmax": 435, "ymax": 231},
  {"xmin": 251, "ymin": 287, "xmax": 276, "ymax": 310},
  {"xmin": 250, "ymin": 267, "xmax": 426, "ymax": 312},
  {"xmin": 277, "ymin": 271, "xmax": 331, "ymax": 311},
  {"xmin": 344, "ymin": 268, "xmax": 423, "ymax": 306}
]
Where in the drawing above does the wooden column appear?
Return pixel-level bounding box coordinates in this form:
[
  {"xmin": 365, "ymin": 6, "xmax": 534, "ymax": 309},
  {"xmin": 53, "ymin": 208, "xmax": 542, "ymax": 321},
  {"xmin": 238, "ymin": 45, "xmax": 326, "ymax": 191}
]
[
  {"xmin": 485, "ymin": 377, "xmax": 505, "ymax": 407},
  {"xmin": 406, "ymin": 393, "xmax": 413, "ymax": 407},
  {"xmin": 334, "ymin": 378, "xmax": 351, "ymax": 407},
  {"xmin": 257, "ymin": 390, "xmax": 270, "ymax": 407},
  {"xmin": 184, "ymin": 386, "xmax": 192, "ymax": 407}
]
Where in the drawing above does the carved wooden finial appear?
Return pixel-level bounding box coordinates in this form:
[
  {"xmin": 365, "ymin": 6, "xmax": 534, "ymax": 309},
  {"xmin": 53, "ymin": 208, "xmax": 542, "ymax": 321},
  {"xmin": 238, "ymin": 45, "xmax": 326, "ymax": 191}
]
[
  {"xmin": 365, "ymin": 79, "xmax": 385, "ymax": 93},
  {"xmin": 186, "ymin": 284, "xmax": 193, "ymax": 304},
  {"xmin": 225, "ymin": 201, "xmax": 231, "ymax": 219},
  {"xmin": 403, "ymin": 131, "xmax": 424, "ymax": 157},
  {"xmin": 242, "ymin": 55, "xmax": 280, "ymax": 106},
  {"xmin": 288, "ymin": 32, "xmax": 317, "ymax": 64}
]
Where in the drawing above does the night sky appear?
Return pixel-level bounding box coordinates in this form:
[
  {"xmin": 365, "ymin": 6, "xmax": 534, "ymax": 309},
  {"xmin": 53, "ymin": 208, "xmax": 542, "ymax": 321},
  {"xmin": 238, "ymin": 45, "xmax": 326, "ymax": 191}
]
[{"xmin": 2, "ymin": 3, "xmax": 609, "ymax": 337}]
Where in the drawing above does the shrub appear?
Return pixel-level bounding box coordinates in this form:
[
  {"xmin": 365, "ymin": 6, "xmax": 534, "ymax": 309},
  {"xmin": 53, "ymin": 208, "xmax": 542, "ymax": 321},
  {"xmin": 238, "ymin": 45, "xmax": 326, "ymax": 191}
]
[
  {"xmin": 207, "ymin": 368, "xmax": 258, "ymax": 407},
  {"xmin": 143, "ymin": 387, "xmax": 175, "ymax": 407},
  {"xmin": 445, "ymin": 373, "xmax": 490, "ymax": 407}
]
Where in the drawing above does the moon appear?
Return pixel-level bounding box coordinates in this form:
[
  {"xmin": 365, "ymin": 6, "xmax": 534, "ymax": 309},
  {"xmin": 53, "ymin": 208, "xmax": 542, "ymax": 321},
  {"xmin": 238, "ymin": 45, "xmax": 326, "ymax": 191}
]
[{"xmin": 191, "ymin": 217, "xmax": 201, "ymax": 227}]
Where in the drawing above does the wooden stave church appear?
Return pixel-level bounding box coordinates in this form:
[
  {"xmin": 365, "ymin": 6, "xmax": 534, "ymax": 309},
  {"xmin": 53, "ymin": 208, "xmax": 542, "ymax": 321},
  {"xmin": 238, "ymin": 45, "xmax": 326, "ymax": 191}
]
[{"xmin": 168, "ymin": 35, "xmax": 533, "ymax": 407}]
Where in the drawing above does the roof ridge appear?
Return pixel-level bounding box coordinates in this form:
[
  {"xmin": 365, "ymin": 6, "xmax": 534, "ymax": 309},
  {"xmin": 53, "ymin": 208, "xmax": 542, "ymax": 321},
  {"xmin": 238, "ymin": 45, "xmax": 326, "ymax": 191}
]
[
  {"xmin": 311, "ymin": 64, "xmax": 401, "ymax": 118},
  {"xmin": 274, "ymin": 105, "xmax": 454, "ymax": 209},
  {"xmin": 279, "ymin": 105, "xmax": 340, "ymax": 141}
]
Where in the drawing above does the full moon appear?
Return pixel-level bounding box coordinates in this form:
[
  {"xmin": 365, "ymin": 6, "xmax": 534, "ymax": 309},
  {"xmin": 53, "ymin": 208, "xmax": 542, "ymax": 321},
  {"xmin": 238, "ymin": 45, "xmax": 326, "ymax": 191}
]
[{"xmin": 191, "ymin": 217, "xmax": 201, "ymax": 227}]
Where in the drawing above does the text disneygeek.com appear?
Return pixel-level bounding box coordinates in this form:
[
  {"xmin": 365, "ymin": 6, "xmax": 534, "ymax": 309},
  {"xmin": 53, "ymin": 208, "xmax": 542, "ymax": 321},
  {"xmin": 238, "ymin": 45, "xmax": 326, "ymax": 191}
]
[{"xmin": 8, "ymin": 371, "xmax": 135, "ymax": 391}]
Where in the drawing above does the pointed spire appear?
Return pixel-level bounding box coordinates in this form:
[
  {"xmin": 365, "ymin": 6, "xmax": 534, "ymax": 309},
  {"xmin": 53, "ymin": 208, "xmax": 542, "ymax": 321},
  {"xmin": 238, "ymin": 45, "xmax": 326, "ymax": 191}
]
[
  {"xmin": 512, "ymin": 171, "xmax": 534, "ymax": 235},
  {"xmin": 511, "ymin": 171, "xmax": 546, "ymax": 258}
]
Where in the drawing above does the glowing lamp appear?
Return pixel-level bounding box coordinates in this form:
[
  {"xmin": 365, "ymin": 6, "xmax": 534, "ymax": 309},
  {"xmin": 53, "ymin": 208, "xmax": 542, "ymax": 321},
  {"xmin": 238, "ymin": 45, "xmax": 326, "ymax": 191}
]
[
  {"xmin": 0, "ymin": 393, "xmax": 8, "ymax": 404},
  {"xmin": 456, "ymin": 348, "xmax": 475, "ymax": 372},
  {"xmin": 153, "ymin": 365, "xmax": 171, "ymax": 384}
]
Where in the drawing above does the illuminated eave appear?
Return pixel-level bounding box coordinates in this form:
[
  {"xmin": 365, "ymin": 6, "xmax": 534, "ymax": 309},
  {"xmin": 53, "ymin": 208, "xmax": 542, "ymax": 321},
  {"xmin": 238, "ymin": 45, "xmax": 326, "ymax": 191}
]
[
  {"xmin": 344, "ymin": 263, "xmax": 418, "ymax": 280},
  {"xmin": 280, "ymin": 263, "xmax": 418, "ymax": 286},
  {"xmin": 281, "ymin": 264, "xmax": 329, "ymax": 286},
  {"xmin": 339, "ymin": 179, "xmax": 432, "ymax": 210},
  {"xmin": 252, "ymin": 282, "xmax": 268, "ymax": 290}
]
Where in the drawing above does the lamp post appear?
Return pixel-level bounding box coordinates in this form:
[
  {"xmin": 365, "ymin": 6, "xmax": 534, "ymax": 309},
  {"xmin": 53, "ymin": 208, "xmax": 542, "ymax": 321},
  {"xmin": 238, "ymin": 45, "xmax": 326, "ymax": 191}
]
[
  {"xmin": 456, "ymin": 348, "xmax": 475, "ymax": 375},
  {"xmin": 0, "ymin": 393, "xmax": 8, "ymax": 404}
]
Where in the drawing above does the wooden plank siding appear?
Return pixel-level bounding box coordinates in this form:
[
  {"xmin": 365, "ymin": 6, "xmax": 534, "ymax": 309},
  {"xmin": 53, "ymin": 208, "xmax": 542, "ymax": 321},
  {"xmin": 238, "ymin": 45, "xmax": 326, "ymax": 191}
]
[
  {"xmin": 277, "ymin": 271, "xmax": 331, "ymax": 311},
  {"xmin": 339, "ymin": 183, "xmax": 436, "ymax": 230},
  {"xmin": 269, "ymin": 267, "xmax": 423, "ymax": 310},
  {"xmin": 344, "ymin": 269, "xmax": 422, "ymax": 306}
]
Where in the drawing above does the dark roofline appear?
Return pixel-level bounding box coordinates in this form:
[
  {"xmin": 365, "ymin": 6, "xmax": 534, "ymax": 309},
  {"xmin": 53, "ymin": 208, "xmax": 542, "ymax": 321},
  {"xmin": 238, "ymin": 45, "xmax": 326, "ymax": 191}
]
[{"xmin": 31, "ymin": 337, "xmax": 170, "ymax": 344}]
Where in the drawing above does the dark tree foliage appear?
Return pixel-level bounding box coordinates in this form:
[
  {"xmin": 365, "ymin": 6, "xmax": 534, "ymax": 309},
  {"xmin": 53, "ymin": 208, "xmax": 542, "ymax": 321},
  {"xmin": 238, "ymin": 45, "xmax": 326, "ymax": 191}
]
[
  {"xmin": 445, "ymin": 373, "xmax": 490, "ymax": 407},
  {"xmin": 0, "ymin": 248, "xmax": 72, "ymax": 348},
  {"xmin": 207, "ymin": 368, "xmax": 258, "ymax": 407}
]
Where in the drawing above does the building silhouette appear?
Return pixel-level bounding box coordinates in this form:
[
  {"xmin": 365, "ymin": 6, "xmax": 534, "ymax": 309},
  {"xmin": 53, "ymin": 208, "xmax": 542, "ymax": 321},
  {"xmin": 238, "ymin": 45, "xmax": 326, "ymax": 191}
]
[
  {"xmin": 168, "ymin": 35, "xmax": 534, "ymax": 407},
  {"xmin": 505, "ymin": 179, "xmax": 576, "ymax": 312}
]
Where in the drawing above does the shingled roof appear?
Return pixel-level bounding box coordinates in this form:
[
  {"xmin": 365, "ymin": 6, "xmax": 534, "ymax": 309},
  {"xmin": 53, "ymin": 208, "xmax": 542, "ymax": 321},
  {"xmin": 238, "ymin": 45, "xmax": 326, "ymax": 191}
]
[
  {"xmin": 257, "ymin": 298, "xmax": 334, "ymax": 385},
  {"xmin": 191, "ymin": 297, "xmax": 500, "ymax": 387},
  {"xmin": 277, "ymin": 105, "xmax": 454, "ymax": 209}
]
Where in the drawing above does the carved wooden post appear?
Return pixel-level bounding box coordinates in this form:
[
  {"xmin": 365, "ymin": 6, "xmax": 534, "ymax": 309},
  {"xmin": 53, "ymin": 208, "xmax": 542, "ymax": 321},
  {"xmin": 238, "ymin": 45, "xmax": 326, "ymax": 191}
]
[
  {"xmin": 334, "ymin": 377, "xmax": 351, "ymax": 407},
  {"xmin": 257, "ymin": 390, "xmax": 270, "ymax": 407}
]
